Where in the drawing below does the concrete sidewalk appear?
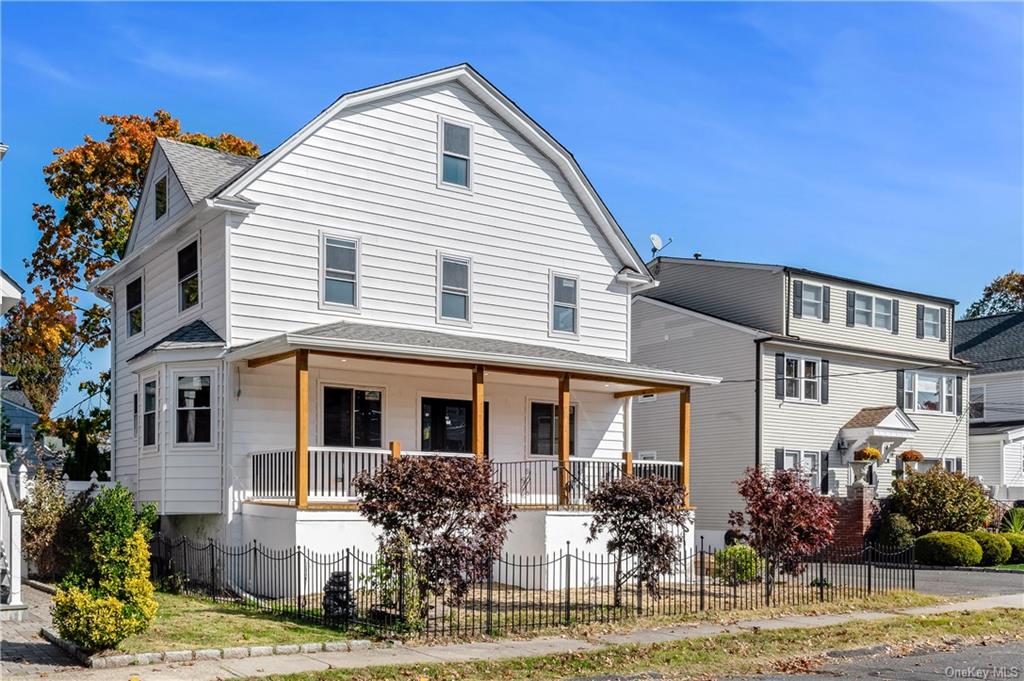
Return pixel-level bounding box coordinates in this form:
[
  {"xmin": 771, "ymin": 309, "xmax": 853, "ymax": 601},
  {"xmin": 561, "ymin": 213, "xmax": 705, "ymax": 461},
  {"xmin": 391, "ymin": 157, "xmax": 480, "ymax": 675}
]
[{"xmin": 19, "ymin": 592, "xmax": 1024, "ymax": 680}]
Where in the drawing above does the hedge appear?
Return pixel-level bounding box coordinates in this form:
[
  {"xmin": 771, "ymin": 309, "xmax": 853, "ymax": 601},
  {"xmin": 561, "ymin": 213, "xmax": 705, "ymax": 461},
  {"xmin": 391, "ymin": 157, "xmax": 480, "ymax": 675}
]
[
  {"xmin": 915, "ymin": 531, "xmax": 982, "ymax": 567},
  {"xmin": 1001, "ymin": 533, "xmax": 1024, "ymax": 564},
  {"xmin": 968, "ymin": 531, "xmax": 1012, "ymax": 566}
]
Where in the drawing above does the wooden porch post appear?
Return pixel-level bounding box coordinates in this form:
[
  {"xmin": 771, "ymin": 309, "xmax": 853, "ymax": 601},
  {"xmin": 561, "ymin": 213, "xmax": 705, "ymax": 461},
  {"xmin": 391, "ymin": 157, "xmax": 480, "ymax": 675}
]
[
  {"xmin": 558, "ymin": 373, "xmax": 571, "ymax": 506},
  {"xmin": 295, "ymin": 349, "xmax": 309, "ymax": 509},
  {"xmin": 472, "ymin": 365, "xmax": 485, "ymax": 460},
  {"xmin": 679, "ymin": 386, "xmax": 691, "ymax": 507},
  {"xmin": 622, "ymin": 451, "xmax": 633, "ymax": 477}
]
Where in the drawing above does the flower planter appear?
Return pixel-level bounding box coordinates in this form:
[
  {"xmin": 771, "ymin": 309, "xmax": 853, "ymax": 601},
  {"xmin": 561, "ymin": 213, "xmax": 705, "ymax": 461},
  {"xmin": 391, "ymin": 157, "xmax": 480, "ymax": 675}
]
[{"xmin": 849, "ymin": 461, "xmax": 871, "ymax": 487}]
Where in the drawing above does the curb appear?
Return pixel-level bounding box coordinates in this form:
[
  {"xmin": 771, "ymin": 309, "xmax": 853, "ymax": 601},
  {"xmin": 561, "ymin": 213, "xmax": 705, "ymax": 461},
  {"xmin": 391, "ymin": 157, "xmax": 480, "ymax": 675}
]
[
  {"xmin": 24, "ymin": 579, "xmax": 57, "ymax": 595},
  {"xmin": 40, "ymin": 628, "xmax": 374, "ymax": 669}
]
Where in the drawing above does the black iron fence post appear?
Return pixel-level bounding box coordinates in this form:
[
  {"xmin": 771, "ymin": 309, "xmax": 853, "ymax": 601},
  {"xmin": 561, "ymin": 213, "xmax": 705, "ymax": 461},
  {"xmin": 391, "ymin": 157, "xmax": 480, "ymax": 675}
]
[
  {"xmin": 818, "ymin": 549, "xmax": 825, "ymax": 603},
  {"xmin": 866, "ymin": 544, "xmax": 873, "ymax": 596},
  {"xmin": 297, "ymin": 547, "xmax": 304, "ymax": 615},
  {"xmin": 563, "ymin": 542, "xmax": 571, "ymax": 627},
  {"xmin": 699, "ymin": 536, "xmax": 705, "ymax": 612},
  {"xmin": 209, "ymin": 539, "xmax": 216, "ymax": 597},
  {"xmin": 398, "ymin": 554, "xmax": 406, "ymax": 624},
  {"xmin": 486, "ymin": 557, "xmax": 494, "ymax": 635},
  {"xmin": 344, "ymin": 548, "xmax": 352, "ymax": 631},
  {"xmin": 910, "ymin": 544, "xmax": 916, "ymax": 591}
]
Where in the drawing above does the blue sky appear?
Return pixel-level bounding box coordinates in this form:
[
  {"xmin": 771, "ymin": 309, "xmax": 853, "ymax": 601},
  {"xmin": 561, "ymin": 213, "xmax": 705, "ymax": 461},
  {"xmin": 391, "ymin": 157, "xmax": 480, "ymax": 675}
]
[{"xmin": 2, "ymin": 2, "xmax": 1022, "ymax": 416}]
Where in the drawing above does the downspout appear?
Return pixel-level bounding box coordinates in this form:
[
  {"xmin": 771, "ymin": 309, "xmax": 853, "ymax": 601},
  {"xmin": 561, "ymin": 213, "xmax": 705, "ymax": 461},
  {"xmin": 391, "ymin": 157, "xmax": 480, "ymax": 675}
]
[{"xmin": 754, "ymin": 337, "xmax": 766, "ymax": 468}]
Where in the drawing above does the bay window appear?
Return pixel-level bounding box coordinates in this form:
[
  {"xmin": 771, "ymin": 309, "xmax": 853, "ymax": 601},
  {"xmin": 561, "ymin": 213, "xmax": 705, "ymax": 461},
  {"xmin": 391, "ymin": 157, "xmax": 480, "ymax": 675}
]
[
  {"xmin": 143, "ymin": 378, "xmax": 157, "ymax": 447},
  {"xmin": 176, "ymin": 375, "xmax": 211, "ymax": 444}
]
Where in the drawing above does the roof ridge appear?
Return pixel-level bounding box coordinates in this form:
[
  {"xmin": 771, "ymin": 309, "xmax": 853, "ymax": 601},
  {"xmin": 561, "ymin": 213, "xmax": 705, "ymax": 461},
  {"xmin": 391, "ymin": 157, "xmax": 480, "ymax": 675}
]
[
  {"xmin": 157, "ymin": 136, "xmax": 259, "ymax": 162},
  {"xmin": 956, "ymin": 311, "xmax": 1024, "ymax": 323}
]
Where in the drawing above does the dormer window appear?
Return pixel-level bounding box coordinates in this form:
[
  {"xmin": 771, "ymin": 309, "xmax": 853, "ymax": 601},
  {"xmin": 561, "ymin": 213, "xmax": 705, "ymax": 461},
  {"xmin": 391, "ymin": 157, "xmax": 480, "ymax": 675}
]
[
  {"xmin": 800, "ymin": 283, "xmax": 823, "ymax": 319},
  {"xmin": 177, "ymin": 239, "xmax": 200, "ymax": 312},
  {"xmin": 853, "ymin": 293, "xmax": 893, "ymax": 331},
  {"xmin": 439, "ymin": 119, "xmax": 471, "ymax": 189},
  {"xmin": 126, "ymin": 276, "xmax": 143, "ymax": 337},
  {"xmin": 922, "ymin": 306, "xmax": 941, "ymax": 338},
  {"xmin": 155, "ymin": 176, "xmax": 167, "ymax": 219}
]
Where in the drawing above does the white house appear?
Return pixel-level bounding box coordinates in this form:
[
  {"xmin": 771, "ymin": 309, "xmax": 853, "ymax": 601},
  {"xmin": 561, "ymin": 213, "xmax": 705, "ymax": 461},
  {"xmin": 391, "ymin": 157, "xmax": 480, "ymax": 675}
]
[
  {"xmin": 956, "ymin": 312, "xmax": 1024, "ymax": 501},
  {"xmin": 631, "ymin": 257, "xmax": 973, "ymax": 547},
  {"xmin": 92, "ymin": 65, "xmax": 719, "ymax": 560}
]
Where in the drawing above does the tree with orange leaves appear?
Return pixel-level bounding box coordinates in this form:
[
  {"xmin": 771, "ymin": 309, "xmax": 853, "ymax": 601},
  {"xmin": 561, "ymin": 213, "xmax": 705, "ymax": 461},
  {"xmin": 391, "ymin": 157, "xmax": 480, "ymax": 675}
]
[{"xmin": 2, "ymin": 111, "xmax": 258, "ymax": 421}]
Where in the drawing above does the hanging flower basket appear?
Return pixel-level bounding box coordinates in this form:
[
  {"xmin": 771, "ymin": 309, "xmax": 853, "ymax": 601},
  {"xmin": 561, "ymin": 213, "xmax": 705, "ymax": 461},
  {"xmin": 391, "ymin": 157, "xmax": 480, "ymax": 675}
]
[{"xmin": 853, "ymin": 447, "xmax": 881, "ymax": 463}]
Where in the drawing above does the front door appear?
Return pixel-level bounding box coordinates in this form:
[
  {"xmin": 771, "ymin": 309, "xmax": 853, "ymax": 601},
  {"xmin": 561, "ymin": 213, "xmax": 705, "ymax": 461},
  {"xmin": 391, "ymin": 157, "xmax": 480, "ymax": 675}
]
[{"xmin": 420, "ymin": 397, "xmax": 489, "ymax": 457}]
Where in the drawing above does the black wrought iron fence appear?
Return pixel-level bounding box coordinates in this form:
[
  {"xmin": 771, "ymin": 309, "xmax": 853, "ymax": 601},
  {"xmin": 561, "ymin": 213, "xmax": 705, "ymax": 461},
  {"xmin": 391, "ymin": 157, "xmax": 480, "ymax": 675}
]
[{"xmin": 150, "ymin": 535, "xmax": 915, "ymax": 639}]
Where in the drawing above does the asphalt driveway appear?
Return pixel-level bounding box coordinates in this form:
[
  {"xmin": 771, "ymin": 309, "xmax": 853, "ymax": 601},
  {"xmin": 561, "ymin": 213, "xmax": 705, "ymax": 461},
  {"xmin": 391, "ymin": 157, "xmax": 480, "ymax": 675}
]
[{"xmin": 913, "ymin": 568, "xmax": 1024, "ymax": 597}]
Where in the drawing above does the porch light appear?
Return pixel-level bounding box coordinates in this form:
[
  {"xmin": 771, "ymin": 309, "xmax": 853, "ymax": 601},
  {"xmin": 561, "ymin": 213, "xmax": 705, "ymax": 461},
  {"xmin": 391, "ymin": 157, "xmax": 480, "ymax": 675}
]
[{"xmin": 836, "ymin": 439, "xmax": 849, "ymax": 455}]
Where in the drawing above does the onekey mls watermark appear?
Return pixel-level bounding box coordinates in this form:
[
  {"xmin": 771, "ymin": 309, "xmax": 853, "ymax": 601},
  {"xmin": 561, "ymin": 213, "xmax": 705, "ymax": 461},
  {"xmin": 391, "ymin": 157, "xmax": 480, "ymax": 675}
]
[{"xmin": 945, "ymin": 666, "xmax": 1021, "ymax": 680}]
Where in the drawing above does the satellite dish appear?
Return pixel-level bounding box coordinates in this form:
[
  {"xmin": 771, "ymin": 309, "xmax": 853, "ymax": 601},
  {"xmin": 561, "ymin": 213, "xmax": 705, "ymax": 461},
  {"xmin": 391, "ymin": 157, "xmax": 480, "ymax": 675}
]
[{"xmin": 650, "ymin": 234, "xmax": 663, "ymax": 251}]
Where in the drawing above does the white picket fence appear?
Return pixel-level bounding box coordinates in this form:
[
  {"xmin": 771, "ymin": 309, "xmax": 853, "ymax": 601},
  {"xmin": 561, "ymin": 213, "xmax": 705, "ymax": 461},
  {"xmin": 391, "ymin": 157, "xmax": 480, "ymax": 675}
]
[{"xmin": 8, "ymin": 464, "xmax": 115, "ymax": 503}]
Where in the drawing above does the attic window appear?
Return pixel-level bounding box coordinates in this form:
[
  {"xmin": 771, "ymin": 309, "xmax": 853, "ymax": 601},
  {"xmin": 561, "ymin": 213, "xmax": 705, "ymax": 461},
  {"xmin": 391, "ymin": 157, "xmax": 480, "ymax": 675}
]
[
  {"xmin": 126, "ymin": 276, "xmax": 143, "ymax": 337},
  {"xmin": 177, "ymin": 240, "xmax": 200, "ymax": 312},
  {"xmin": 439, "ymin": 119, "xmax": 471, "ymax": 188},
  {"xmin": 155, "ymin": 176, "xmax": 168, "ymax": 219}
]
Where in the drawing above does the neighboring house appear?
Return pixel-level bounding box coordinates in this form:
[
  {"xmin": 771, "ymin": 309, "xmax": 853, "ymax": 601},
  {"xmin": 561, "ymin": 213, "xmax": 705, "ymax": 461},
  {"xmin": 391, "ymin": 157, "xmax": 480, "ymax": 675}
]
[
  {"xmin": 1, "ymin": 269, "xmax": 23, "ymax": 315},
  {"xmin": 955, "ymin": 312, "xmax": 1024, "ymax": 501},
  {"xmin": 91, "ymin": 65, "xmax": 719, "ymax": 559},
  {"xmin": 1, "ymin": 388, "xmax": 38, "ymax": 465},
  {"xmin": 632, "ymin": 257, "xmax": 972, "ymax": 546}
]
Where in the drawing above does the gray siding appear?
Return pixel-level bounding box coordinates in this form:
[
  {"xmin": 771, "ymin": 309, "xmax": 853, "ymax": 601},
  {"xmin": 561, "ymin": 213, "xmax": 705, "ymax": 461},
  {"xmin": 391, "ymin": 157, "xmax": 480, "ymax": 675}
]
[
  {"xmin": 631, "ymin": 298, "xmax": 758, "ymax": 535},
  {"xmin": 644, "ymin": 260, "xmax": 785, "ymax": 333},
  {"xmin": 970, "ymin": 371, "xmax": 1024, "ymax": 425}
]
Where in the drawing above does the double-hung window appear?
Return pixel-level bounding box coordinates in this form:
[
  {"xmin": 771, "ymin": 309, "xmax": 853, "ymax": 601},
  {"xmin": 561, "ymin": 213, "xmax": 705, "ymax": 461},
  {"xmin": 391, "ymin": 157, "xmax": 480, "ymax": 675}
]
[
  {"xmin": 177, "ymin": 240, "xmax": 200, "ymax": 312},
  {"xmin": 143, "ymin": 378, "xmax": 158, "ymax": 447},
  {"xmin": 439, "ymin": 119, "xmax": 471, "ymax": 188},
  {"xmin": 784, "ymin": 355, "xmax": 820, "ymax": 402},
  {"xmin": 126, "ymin": 276, "xmax": 143, "ymax": 337},
  {"xmin": 155, "ymin": 176, "xmax": 167, "ymax": 220},
  {"xmin": 323, "ymin": 387, "xmax": 382, "ymax": 448},
  {"xmin": 323, "ymin": 236, "xmax": 358, "ymax": 307},
  {"xmin": 801, "ymin": 283, "xmax": 823, "ymax": 319},
  {"xmin": 439, "ymin": 255, "xmax": 470, "ymax": 322},
  {"xmin": 905, "ymin": 372, "xmax": 956, "ymax": 414},
  {"xmin": 854, "ymin": 293, "xmax": 893, "ymax": 331},
  {"xmin": 176, "ymin": 375, "xmax": 211, "ymax": 444},
  {"xmin": 922, "ymin": 306, "xmax": 941, "ymax": 338},
  {"xmin": 969, "ymin": 384, "xmax": 985, "ymax": 421},
  {"xmin": 551, "ymin": 274, "xmax": 578, "ymax": 335},
  {"xmin": 530, "ymin": 402, "xmax": 576, "ymax": 456},
  {"xmin": 783, "ymin": 449, "xmax": 822, "ymax": 491}
]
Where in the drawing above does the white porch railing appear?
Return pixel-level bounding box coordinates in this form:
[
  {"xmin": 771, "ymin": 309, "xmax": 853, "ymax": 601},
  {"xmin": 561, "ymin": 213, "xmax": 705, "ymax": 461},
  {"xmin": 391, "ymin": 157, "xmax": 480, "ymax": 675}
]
[
  {"xmin": 0, "ymin": 458, "xmax": 23, "ymax": 608},
  {"xmin": 249, "ymin": 449, "xmax": 685, "ymax": 509}
]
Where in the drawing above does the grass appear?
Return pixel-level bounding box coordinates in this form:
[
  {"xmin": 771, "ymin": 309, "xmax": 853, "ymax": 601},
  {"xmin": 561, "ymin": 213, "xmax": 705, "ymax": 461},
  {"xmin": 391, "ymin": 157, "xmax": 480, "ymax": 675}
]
[
  {"xmin": 113, "ymin": 592, "xmax": 348, "ymax": 655},
  {"xmin": 252, "ymin": 608, "xmax": 1024, "ymax": 680},
  {"xmin": 996, "ymin": 563, "xmax": 1024, "ymax": 571}
]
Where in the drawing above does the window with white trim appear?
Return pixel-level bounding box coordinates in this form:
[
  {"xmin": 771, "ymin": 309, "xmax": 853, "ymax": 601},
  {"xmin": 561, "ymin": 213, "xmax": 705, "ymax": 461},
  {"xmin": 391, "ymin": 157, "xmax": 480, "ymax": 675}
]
[
  {"xmin": 176, "ymin": 375, "xmax": 211, "ymax": 444},
  {"xmin": 143, "ymin": 378, "xmax": 158, "ymax": 447},
  {"xmin": 854, "ymin": 293, "xmax": 893, "ymax": 330},
  {"xmin": 440, "ymin": 120, "xmax": 471, "ymax": 188},
  {"xmin": 126, "ymin": 276, "xmax": 143, "ymax": 337},
  {"xmin": 529, "ymin": 402, "xmax": 576, "ymax": 456},
  {"xmin": 438, "ymin": 255, "xmax": 470, "ymax": 322},
  {"xmin": 177, "ymin": 240, "xmax": 199, "ymax": 312},
  {"xmin": 969, "ymin": 384, "xmax": 985, "ymax": 421},
  {"xmin": 4, "ymin": 424, "xmax": 24, "ymax": 445},
  {"xmin": 944, "ymin": 458, "xmax": 964, "ymax": 474},
  {"xmin": 800, "ymin": 282, "xmax": 823, "ymax": 319},
  {"xmin": 905, "ymin": 372, "xmax": 957, "ymax": 414},
  {"xmin": 783, "ymin": 449, "xmax": 822, "ymax": 492},
  {"xmin": 551, "ymin": 274, "xmax": 578, "ymax": 335},
  {"xmin": 922, "ymin": 306, "xmax": 941, "ymax": 338},
  {"xmin": 784, "ymin": 354, "xmax": 820, "ymax": 403},
  {"xmin": 322, "ymin": 236, "xmax": 358, "ymax": 307},
  {"xmin": 322, "ymin": 386, "xmax": 382, "ymax": 448},
  {"xmin": 154, "ymin": 176, "xmax": 167, "ymax": 219}
]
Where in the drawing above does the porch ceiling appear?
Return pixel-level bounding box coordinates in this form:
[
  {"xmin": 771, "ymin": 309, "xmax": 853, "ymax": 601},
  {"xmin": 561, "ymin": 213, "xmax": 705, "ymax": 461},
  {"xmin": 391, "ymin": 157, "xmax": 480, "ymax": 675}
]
[{"xmin": 230, "ymin": 320, "xmax": 720, "ymax": 390}]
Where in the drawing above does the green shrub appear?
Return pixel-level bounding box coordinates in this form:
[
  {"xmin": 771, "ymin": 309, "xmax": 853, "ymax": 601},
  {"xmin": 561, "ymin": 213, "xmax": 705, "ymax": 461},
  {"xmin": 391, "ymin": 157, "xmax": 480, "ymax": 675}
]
[
  {"xmin": 914, "ymin": 532, "xmax": 982, "ymax": 567},
  {"xmin": 968, "ymin": 531, "xmax": 1012, "ymax": 566},
  {"xmin": 890, "ymin": 468, "xmax": 990, "ymax": 534},
  {"xmin": 713, "ymin": 545, "xmax": 760, "ymax": 585},
  {"xmin": 19, "ymin": 469, "xmax": 67, "ymax": 580},
  {"xmin": 1000, "ymin": 508, "xmax": 1024, "ymax": 534},
  {"xmin": 876, "ymin": 513, "xmax": 915, "ymax": 550},
  {"xmin": 1002, "ymin": 533, "xmax": 1024, "ymax": 564}
]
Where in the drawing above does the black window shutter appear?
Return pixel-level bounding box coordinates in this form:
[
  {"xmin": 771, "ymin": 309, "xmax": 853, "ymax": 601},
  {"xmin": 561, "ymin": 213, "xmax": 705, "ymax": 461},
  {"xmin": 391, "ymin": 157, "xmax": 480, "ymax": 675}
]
[
  {"xmin": 892, "ymin": 299, "xmax": 900, "ymax": 335},
  {"xmin": 956, "ymin": 376, "xmax": 963, "ymax": 415},
  {"xmin": 793, "ymin": 281, "xmax": 803, "ymax": 318},
  {"xmin": 896, "ymin": 370, "xmax": 905, "ymax": 408},
  {"xmin": 774, "ymin": 448, "xmax": 785, "ymax": 470},
  {"xmin": 868, "ymin": 464, "xmax": 876, "ymax": 485},
  {"xmin": 916, "ymin": 305, "xmax": 925, "ymax": 338},
  {"xmin": 846, "ymin": 290, "xmax": 855, "ymax": 327},
  {"xmin": 940, "ymin": 309, "xmax": 947, "ymax": 342},
  {"xmin": 775, "ymin": 353, "xmax": 785, "ymax": 400},
  {"xmin": 956, "ymin": 458, "xmax": 963, "ymax": 473},
  {"xmin": 822, "ymin": 286, "xmax": 831, "ymax": 323},
  {"xmin": 820, "ymin": 451, "xmax": 829, "ymax": 494},
  {"xmin": 820, "ymin": 359, "xmax": 830, "ymax": 404}
]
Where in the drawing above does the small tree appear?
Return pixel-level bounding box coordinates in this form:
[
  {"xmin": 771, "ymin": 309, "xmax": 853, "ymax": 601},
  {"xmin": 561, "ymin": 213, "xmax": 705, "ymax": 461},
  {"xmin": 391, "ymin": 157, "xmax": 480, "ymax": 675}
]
[
  {"xmin": 964, "ymin": 271, "xmax": 1024, "ymax": 318},
  {"xmin": 20, "ymin": 468, "xmax": 67, "ymax": 579},
  {"xmin": 890, "ymin": 466, "xmax": 990, "ymax": 534},
  {"xmin": 354, "ymin": 457, "xmax": 515, "ymax": 625},
  {"xmin": 729, "ymin": 468, "xmax": 837, "ymax": 602},
  {"xmin": 586, "ymin": 476, "xmax": 691, "ymax": 603}
]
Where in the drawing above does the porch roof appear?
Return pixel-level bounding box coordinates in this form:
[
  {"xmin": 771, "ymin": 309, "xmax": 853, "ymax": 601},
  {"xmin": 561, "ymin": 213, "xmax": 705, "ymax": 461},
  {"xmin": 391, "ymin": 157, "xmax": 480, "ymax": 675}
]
[{"xmin": 230, "ymin": 320, "xmax": 721, "ymax": 389}]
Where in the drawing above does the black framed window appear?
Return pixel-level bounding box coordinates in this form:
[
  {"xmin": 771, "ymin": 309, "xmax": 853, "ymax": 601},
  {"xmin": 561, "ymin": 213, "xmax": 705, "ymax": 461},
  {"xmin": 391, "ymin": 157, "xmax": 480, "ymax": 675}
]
[
  {"xmin": 126, "ymin": 276, "xmax": 143, "ymax": 336},
  {"xmin": 530, "ymin": 402, "xmax": 576, "ymax": 456},
  {"xmin": 323, "ymin": 387, "xmax": 382, "ymax": 448},
  {"xmin": 155, "ymin": 176, "xmax": 167, "ymax": 219},
  {"xmin": 420, "ymin": 397, "xmax": 488, "ymax": 456},
  {"xmin": 178, "ymin": 240, "xmax": 199, "ymax": 311}
]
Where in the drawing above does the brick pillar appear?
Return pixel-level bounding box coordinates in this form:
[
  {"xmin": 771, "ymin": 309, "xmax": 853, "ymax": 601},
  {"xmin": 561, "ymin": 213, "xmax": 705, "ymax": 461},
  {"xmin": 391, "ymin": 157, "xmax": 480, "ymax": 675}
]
[{"xmin": 833, "ymin": 485, "xmax": 877, "ymax": 551}]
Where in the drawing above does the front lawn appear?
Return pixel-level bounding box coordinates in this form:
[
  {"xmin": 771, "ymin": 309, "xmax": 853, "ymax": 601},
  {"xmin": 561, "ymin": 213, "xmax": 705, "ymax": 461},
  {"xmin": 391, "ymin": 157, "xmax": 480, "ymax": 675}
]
[
  {"xmin": 252, "ymin": 608, "xmax": 1024, "ymax": 680},
  {"xmin": 995, "ymin": 563, "xmax": 1024, "ymax": 571},
  {"xmin": 113, "ymin": 592, "xmax": 347, "ymax": 654}
]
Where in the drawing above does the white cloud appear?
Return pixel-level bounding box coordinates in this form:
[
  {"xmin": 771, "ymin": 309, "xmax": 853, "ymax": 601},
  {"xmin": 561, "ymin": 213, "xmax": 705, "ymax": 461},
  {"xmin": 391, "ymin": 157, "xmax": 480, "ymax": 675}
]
[{"xmin": 7, "ymin": 46, "xmax": 78, "ymax": 86}]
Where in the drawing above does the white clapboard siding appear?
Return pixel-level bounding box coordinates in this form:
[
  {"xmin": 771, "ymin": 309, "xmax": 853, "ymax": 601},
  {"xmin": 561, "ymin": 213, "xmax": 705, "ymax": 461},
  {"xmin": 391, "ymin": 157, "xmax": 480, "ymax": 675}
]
[
  {"xmin": 1004, "ymin": 441, "xmax": 1024, "ymax": 487},
  {"xmin": 760, "ymin": 343, "xmax": 969, "ymax": 496},
  {"xmin": 630, "ymin": 298, "xmax": 759, "ymax": 533},
  {"xmin": 111, "ymin": 211, "xmax": 227, "ymax": 512},
  {"xmin": 968, "ymin": 439, "xmax": 1003, "ymax": 486},
  {"xmin": 229, "ymin": 81, "xmax": 630, "ymax": 358},
  {"xmin": 971, "ymin": 371, "xmax": 1024, "ymax": 425},
  {"xmin": 788, "ymin": 274, "xmax": 954, "ymax": 362},
  {"xmin": 128, "ymin": 145, "xmax": 192, "ymax": 254}
]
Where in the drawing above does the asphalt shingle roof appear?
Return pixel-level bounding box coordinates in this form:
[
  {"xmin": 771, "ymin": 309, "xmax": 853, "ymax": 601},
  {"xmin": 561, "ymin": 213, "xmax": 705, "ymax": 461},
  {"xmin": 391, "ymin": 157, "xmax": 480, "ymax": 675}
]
[
  {"xmin": 954, "ymin": 312, "xmax": 1024, "ymax": 375},
  {"xmin": 2, "ymin": 388, "xmax": 36, "ymax": 413},
  {"xmin": 842, "ymin": 406, "xmax": 900, "ymax": 429},
  {"xmin": 128, "ymin": 320, "xmax": 225, "ymax": 362},
  {"xmin": 157, "ymin": 138, "xmax": 258, "ymax": 204}
]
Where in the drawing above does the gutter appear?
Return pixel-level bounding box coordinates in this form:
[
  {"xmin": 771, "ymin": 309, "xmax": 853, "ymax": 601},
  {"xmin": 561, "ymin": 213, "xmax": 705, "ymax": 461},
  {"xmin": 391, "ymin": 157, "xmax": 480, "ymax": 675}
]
[{"xmin": 754, "ymin": 337, "xmax": 767, "ymax": 468}]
